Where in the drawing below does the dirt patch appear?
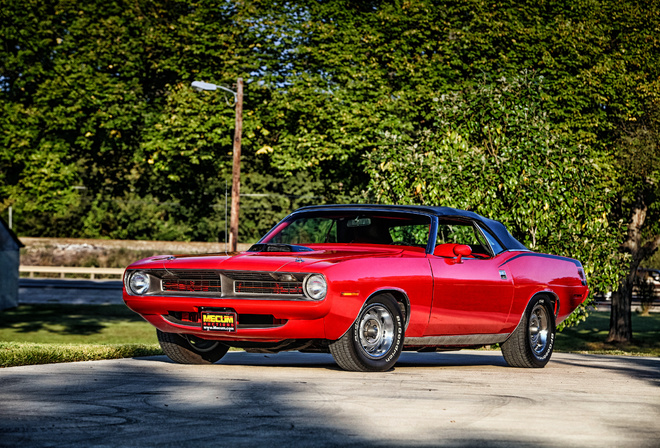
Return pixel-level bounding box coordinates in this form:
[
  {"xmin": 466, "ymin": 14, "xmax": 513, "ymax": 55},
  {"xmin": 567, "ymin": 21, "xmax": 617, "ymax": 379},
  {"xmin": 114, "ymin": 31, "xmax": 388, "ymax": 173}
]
[{"xmin": 20, "ymin": 237, "xmax": 253, "ymax": 268}]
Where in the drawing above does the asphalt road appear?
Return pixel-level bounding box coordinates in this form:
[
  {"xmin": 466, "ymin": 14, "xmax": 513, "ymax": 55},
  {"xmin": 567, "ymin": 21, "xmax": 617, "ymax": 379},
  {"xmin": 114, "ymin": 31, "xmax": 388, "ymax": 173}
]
[
  {"xmin": 1, "ymin": 350, "xmax": 658, "ymax": 447},
  {"xmin": 18, "ymin": 278, "xmax": 124, "ymax": 305}
]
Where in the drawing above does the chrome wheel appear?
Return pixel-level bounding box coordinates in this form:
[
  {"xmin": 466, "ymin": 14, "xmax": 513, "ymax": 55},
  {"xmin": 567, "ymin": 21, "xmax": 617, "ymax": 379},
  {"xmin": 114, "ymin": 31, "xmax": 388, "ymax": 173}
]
[
  {"xmin": 329, "ymin": 294, "xmax": 404, "ymax": 371},
  {"xmin": 358, "ymin": 304, "xmax": 394, "ymax": 359},
  {"xmin": 529, "ymin": 303, "xmax": 549, "ymax": 355},
  {"xmin": 501, "ymin": 296, "xmax": 555, "ymax": 368}
]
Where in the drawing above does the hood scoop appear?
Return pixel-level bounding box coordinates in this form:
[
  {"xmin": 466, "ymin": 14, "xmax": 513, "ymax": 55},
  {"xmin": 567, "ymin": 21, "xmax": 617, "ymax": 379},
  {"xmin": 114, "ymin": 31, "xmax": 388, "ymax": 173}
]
[{"xmin": 247, "ymin": 243, "xmax": 314, "ymax": 253}]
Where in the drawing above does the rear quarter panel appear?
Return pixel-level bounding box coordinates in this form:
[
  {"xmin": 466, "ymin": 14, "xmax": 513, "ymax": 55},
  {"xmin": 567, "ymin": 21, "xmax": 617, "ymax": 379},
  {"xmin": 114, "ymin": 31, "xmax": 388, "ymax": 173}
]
[{"xmin": 499, "ymin": 253, "xmax": 589, "ymax": 330}]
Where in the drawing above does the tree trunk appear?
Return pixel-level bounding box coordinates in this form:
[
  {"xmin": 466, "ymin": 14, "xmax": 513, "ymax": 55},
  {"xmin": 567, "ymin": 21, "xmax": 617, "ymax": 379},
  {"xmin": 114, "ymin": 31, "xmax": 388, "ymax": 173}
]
[
  {"xmin": 607, "ymin": 271, "xmax": 634, "ymax": 343},
  {"xmin": 608, "ymin": 201, "xmax": 660, "ymax": 343}
]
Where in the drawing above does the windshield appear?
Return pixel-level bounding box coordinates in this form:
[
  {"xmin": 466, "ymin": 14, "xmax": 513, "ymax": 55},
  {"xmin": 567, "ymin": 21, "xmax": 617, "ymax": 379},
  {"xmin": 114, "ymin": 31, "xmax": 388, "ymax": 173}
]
[{"xmin": 262, "ymin": 211, "xmax": 432, "ymax": 248}]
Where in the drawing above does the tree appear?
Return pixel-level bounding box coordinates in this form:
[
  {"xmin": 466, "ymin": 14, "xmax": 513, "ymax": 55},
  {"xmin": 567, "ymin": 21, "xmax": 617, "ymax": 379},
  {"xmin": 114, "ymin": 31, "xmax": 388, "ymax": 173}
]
[
  {"xmin": 0, "ymin": 0, "xmax": 167, "ymax": 234},
  {"xmin": 608, "ymin": 106, "xmax": 660, "ymax": 342},
  {"xmin": 365, "ymin": 72, "xmax": 621, "ymax": 325},
  {"xmin": 1, "ymin": 0, "xmax": 659, "ymax": 340}
]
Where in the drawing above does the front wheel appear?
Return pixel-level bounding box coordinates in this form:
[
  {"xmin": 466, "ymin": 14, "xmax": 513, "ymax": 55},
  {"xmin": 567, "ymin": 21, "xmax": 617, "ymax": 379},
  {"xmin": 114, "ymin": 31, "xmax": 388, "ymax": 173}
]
[
  {"xmin": 501, "ymin": 296, "xmax": 556, "ymax": 368},
  {"xmin": 329, "ymin": 294, "xmax": 404, "ymax": 372},
  {"xmin": 157, "ymin": 329, "xmax": 229, "ymax": 364}
]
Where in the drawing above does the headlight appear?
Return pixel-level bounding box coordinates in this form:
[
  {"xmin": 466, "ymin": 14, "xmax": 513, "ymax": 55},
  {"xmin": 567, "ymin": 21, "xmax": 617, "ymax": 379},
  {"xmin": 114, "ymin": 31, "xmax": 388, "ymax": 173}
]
[
  {"xmin": 304, "ymin": 274, "xmax": 327, "ymax": 300},
  {"xmin": 128, "ymin": 271, "xmax": 150, "ymax": 295}
]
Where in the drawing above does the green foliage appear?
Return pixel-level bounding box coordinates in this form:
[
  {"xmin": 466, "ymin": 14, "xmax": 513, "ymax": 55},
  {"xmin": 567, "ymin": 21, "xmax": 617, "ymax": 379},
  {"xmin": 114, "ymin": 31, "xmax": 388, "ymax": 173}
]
[
  {"xmin": 554, "ymin": 311, "xmax": 660, "ymax": 356},
  {"xmin": 81, "ymin": 192, "xmax": 194, "ymax": 241},
  {"xmin": 366, "ymin": 72, "xmax": 625, "ymax": 325},
  {"xmin": 1, "ymin": 0, "xmax": 659, "ymax": 331},
  {"xmin": 615, "ymin": 105, "xmax": 660, "ymax": 252}
]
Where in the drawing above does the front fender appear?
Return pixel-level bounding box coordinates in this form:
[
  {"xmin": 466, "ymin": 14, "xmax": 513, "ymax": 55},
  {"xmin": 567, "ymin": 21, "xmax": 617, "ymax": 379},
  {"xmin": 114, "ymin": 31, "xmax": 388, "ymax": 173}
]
[
  {"xmin": 319, "ymin": 256, "xmax": 432, "ymax": 340},
  {"xmin": 322, "ymin": 287, "xmax": 413, "ymax": 341}
]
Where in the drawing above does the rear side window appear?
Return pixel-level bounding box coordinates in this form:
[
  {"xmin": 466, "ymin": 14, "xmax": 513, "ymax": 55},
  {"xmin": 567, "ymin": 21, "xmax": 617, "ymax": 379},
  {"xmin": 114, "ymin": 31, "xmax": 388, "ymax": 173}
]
[{"xmin": 478, "ymin": 225, "xmax": 505, "ymax": 254}]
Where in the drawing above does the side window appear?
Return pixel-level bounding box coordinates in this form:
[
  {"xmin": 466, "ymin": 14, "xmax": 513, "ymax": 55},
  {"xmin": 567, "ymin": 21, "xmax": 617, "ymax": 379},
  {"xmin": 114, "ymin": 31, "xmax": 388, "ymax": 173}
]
[
  {"xmin": 478, "ymin": 226, "xmax": 504, "ymax": 254},
  {"xmin": 436, "ymin": 221, "xmax": 491, "ymax": 258},
  {"xmin": 436, "ymin": 222, "xmax": 480, "ymax": 246}
]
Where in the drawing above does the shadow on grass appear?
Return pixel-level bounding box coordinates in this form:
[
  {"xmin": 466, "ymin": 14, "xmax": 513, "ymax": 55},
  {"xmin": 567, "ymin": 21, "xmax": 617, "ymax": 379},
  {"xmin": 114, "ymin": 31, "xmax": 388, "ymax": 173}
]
[
  {"xmin": 0, "ymin": 305, "xmax": 141, "ymax": 336},
  {"xmin": 555, "ymin": 311, "xmax": 660, "ymax": 355}
]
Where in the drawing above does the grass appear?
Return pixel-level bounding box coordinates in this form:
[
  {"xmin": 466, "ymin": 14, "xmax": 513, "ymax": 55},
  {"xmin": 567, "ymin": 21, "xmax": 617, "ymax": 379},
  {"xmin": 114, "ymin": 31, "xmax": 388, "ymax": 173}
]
[
  {"xmin": 0, "ymin": 342, "xmax": 162, "ymax": 368},
  {"xmin": 0, "ymin": 305, "xmax": 158, "ymax": 344},
  {"xmin": 1, "ymin": 306, "xmax": 658, "ymax": 368},
  {"xmin": 555, "ymin": 311, "xmax": 660, "ymax": 357},
  {"xmin": 0, "ymin": 304, "xmax": 163, "ymax": 367}
]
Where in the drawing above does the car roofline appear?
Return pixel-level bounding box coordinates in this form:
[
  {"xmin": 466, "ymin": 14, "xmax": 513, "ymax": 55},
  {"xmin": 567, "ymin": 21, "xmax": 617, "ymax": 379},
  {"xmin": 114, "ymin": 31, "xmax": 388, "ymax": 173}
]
[
  {"xmin": 288, "ymin": 204, "xmax": 528, "ymax": 251},
  {"xmin": 296, "ymin": 204, "xmax": 473, "ymax": 218}
]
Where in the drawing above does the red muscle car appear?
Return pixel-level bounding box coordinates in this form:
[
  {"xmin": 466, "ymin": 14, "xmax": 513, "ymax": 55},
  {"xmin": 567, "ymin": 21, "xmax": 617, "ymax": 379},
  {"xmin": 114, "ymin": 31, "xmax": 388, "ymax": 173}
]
[{"xmin": 123, "ymin": 205, "xmax": 589, "ymax": 371}]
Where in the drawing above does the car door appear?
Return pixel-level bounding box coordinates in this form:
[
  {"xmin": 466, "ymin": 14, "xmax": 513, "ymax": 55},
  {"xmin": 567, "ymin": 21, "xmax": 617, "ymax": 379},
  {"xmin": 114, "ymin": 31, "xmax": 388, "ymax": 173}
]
[{"xmin": 425, "ymin": 220, "xmax": 514, "ymax": 336}]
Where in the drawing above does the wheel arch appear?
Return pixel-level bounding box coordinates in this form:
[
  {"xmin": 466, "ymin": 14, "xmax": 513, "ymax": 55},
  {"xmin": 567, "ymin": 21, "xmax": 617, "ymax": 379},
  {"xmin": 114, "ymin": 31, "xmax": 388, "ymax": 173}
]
[
  {"xmin": 505, "ymin": 290, "xmax": 559, "ymax": 342},
  {"xmin": 501, "ymin": 291, "xmax": 557, "ymax": 368},
  {"xmin": 367, "ymin": 288, "xmax": 411, "ymax": 330},
  {"xmin": 331, "ymin": 288, "xmax": 411, "ymax": 341},
  {"xmin": 540, "ymin": 290, "xmax": 560, "ymax": 319},
  {"xmin": 328, "ymin": 290, "xmax": 406, "ymax": 371}
]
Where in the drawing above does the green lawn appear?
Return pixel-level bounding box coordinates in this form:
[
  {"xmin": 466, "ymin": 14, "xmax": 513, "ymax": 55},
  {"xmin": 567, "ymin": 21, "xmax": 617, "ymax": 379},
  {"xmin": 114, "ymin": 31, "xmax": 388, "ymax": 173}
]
[
  {"xmin": 555, "ymin": 311, "xmax": 660, "ymax": 357},
  {"xmin": 0, "ymin": 304, "xmax": 157, "ymax": 344},
  {"xmin": 1, "ymin": 305, "xmax": 658, "ymax": 368},
  {"xmin": 0, "ymin": 305, "xmax": 162, "ymax": 367}
]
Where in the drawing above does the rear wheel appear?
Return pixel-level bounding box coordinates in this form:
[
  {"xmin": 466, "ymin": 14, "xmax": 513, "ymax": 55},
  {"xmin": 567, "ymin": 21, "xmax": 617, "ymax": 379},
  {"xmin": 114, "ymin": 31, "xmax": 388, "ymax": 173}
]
[
  {"xmin": 329, "ymin": 294, "xmax": 404, "ymax": 372},
  {"xmin": 501, "ymin": 296, "xmax": 555, "ymax": 368},
  {"xmin": 157, "ymin": 329, "xmax": 229, "ymax": 364}
]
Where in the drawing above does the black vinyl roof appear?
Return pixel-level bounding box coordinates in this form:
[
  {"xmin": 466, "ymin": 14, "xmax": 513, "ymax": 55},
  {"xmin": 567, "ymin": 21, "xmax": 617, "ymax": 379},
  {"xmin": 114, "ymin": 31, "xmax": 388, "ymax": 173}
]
[{"xmin": 293, "ymin": 204, "xmax": 528, "ymax": 251}]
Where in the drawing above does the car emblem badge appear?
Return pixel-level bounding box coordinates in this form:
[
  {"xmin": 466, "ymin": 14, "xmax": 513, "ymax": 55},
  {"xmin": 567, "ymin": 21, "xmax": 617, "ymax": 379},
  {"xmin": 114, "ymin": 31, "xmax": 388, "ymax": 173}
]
[{"xmin": 295, "ymin": 257, "xmax": 304, "ymax": 263}]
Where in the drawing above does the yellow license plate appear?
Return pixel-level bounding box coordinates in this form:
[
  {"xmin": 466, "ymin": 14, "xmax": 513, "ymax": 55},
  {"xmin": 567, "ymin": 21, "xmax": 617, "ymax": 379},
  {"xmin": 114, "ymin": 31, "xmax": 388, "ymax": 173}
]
[{"xmin": 201, "ymin": 311, "xmax": 237, "ymax": 332}]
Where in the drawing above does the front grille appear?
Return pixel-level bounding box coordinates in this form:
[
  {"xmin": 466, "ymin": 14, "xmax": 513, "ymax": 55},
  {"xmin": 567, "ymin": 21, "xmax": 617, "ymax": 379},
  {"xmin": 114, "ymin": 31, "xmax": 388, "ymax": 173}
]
[
  {"xmin": 235, "ymin": 281, "xmax": 303, "ymax": 295},
  {"xmin": 223, "ymin": 272, "xmax": 276, "ymax": 281},
  {"xmin": 161, "ymin": 270, "xmax": 219, "ymax": 280},
  {"xmin": 163, "ymin": 279, "xmax": 222, "ymax": 293}
]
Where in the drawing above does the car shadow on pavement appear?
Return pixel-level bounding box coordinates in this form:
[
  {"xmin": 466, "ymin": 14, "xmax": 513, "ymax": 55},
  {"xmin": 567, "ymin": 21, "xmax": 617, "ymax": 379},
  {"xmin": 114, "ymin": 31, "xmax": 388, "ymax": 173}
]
[
  {"xmin": 146, "ymin": 350, "xmax": 509, "ymax": 370},
  {"xmin": 551, "ymin": 354, "xmax": 660, "ymax": 387}
]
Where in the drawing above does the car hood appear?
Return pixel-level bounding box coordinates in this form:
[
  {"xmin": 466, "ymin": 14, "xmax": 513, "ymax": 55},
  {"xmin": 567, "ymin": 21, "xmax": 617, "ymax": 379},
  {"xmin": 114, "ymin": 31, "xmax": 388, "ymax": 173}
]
[{"xmin": 126, "ymin": 246, "xmax": 409, "ymax": 273}]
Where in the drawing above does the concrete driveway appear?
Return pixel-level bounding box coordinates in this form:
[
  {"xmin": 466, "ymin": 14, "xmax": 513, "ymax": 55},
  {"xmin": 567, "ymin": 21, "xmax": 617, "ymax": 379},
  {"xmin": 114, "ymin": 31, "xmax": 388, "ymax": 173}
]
[{"xmin": 0, "ymin": 350, "xmax": 658, "ymax": 447}]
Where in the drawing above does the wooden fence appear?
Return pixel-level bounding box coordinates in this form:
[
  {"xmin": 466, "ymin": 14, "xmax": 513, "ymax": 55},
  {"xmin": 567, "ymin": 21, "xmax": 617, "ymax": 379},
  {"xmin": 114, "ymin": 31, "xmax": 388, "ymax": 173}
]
[{"xmin": 20, "ymin": 266, "xmax": 124, "ymax": 279}]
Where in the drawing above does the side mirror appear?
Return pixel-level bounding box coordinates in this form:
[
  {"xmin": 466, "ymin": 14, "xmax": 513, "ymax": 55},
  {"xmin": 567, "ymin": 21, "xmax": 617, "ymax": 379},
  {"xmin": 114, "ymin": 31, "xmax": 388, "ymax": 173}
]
[{"xmin": 452, "ymin": 244, "xmax": 472, "ymax": 263}]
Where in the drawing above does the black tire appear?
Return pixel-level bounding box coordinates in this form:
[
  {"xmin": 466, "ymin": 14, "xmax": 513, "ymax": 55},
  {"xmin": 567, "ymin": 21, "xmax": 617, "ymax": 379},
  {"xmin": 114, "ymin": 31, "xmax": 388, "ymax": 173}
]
[
  {"xmin": 329, "ymin": 294, "xmax": 404, "ymax": 372},
  {"xmin": 157, "ymin": 329, "xmax": 229, "ymax": 364},
  {"xmin": 501, "ymin": 295, "xmax": 556, "ymax": 368}
]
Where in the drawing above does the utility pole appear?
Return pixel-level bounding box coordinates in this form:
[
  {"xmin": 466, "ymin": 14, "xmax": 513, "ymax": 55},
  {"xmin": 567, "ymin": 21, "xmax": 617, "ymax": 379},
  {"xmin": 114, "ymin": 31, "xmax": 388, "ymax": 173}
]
[
  {"xmin": 229, "ymin": 78, "xmax": 243, "ymax": 252},
  {"xmin": 191, "ymin": 78, "xmax": 244, "ymax": 252}
]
